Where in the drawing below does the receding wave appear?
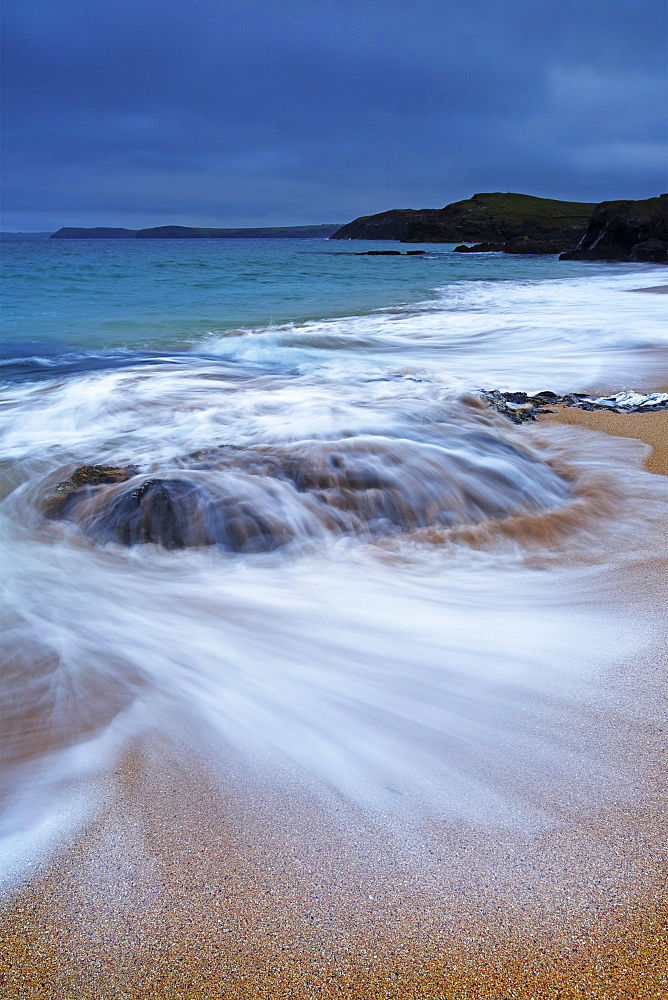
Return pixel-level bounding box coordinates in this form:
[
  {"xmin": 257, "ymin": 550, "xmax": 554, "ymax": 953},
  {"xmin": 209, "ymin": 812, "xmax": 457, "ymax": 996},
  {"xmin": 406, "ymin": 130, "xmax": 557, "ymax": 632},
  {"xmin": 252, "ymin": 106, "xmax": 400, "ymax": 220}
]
[
  {"xmin": 2, "ymin": 262, "xmax": 668, "ymax": 888},
  {"xmin": 41, "ymin": 430, "xmax": 571, "ymax": 552}
]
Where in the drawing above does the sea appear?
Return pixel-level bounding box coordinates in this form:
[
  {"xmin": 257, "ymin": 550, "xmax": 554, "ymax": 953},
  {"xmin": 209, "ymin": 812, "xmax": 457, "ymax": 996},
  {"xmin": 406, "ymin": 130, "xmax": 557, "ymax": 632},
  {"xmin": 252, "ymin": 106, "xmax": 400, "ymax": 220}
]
[{"xmin": 1, "ymin": 237, "xmax": 667, "ymax": 889}]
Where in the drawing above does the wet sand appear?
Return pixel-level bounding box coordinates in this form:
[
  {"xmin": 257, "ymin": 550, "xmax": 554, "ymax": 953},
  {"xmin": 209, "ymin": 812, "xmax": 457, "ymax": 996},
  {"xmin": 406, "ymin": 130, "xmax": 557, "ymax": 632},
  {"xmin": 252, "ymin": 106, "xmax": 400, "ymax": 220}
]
[
  {"xmin": 1, "ymin": 412, "xmax": 667, "ymax": 999},
  {"xmin": 545, "ymin": 405, "xmax": 668, "ymax": 475}
]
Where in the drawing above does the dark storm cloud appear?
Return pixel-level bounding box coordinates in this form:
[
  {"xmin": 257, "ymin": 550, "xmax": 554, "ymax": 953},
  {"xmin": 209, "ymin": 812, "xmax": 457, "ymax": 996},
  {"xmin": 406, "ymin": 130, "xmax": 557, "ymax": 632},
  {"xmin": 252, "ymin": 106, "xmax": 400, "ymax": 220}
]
[{"xmin": 2, "ymin": 0, "xmax": 665, "ymax": 229}]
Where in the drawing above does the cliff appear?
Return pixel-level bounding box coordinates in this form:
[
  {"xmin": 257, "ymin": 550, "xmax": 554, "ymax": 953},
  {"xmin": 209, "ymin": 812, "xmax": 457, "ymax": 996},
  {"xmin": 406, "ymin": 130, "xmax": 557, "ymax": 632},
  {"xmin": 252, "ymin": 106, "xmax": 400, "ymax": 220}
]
[
  {"xmin": 331, "ymin": 193, "xmax": 596, "ymax": 244},
  {"xmin": 559, "ymin": 196, "xmax": 667, "ymax": 263}
]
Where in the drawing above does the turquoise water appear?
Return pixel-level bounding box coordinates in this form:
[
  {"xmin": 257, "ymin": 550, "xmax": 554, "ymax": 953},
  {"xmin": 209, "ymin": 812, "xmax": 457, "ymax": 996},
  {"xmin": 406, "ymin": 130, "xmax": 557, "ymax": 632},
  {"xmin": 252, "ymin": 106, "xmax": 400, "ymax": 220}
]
[{"xmin": 1, "ymin": 236, "xmax": 613, "ymax": 357}]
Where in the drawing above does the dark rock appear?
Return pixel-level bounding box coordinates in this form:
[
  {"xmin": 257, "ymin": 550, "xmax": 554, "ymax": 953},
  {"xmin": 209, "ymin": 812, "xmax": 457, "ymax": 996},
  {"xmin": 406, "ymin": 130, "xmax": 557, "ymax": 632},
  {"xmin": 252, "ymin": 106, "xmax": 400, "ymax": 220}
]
[
  {"xmin": 58, "ymin": 464, "xmax": 136, "ymax": 488},
  {"xmin": 480, "ymin": 388, "xmax": 668, "ymax": 422},
  {"xmin": 86, "ymin": 478, "xmax": 237, "ymax": 549},
  {"xmin": 44, "ymin": 465, "xmax": 138, "ymax": 518},
  {"xmin": 501, "ymin": 392, "xmax": 529, "ymax": 403},
  {"xmin": 453, "ymin": 242, "xmax": 506, "ymax": 253},
  {"xmin": 331, "ymin": 193, "xmax": 595, "ymax": 244},
  {"xmin": 45, "ymin": 473, "xmax": 291, "ymax": 551},
  {"xmin": 405, "ymin": 250, "xmax": 426, "ymax": 254},
  {"xmin": 560, "ymin": 196, "xmax": 667, "ymax": 262},
  {"xmin": 355, "ymin": 250, "xmax": 403, "ymax": 255},
  {"xmin": 630, "ymin": 238, "xmax": 668, "ymax": 262},
  {"xmin": 503, "ymin": 239, "xmax": 571, "ymax": 255},
  {"xmin": 332, "ymin": 209, "xmax": 428, "ymax": 241},
  {"xmin": 529, "ymin": 390, "xmax": 560, "ymax": 402}
]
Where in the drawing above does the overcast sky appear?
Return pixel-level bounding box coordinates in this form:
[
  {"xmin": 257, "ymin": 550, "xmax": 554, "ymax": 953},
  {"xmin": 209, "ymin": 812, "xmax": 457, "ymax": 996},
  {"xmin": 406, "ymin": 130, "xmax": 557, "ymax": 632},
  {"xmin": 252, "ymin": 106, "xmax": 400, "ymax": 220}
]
[{"xmin": 2, "ymin": 0, "xmax": 666, "ymax": 230}]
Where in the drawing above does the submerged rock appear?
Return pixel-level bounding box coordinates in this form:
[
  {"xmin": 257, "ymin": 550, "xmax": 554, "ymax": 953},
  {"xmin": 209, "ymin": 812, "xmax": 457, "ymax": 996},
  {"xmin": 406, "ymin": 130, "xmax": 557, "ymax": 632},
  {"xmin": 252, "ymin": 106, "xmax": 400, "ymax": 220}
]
[
  {"xmin": 43, "ymin": 432, "xmax": 572, "ymax": 552},
  {"xmin": 454, "ymin": 240, "xmax": 573, "ymax": 255},
  {"xmin": 453, "ymin": 242, "xmax": 506, "ymax": 253},
  {"xmin": 355, "ymin": 249, "xmax": 427, "ymax": 256}
]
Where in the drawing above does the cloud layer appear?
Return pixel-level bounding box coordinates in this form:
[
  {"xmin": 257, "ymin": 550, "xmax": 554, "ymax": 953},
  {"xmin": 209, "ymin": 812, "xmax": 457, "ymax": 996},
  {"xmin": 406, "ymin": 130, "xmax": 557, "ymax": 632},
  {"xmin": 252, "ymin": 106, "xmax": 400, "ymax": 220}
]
[{"xmin": 2, "ymin": 0, "xmax": 666, "ymax": 229}]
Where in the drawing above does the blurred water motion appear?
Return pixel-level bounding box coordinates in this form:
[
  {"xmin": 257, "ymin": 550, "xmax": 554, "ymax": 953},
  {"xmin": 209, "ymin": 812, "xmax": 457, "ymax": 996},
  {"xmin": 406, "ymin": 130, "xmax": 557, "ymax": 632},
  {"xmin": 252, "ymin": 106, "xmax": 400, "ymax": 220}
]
[{"xmin": 2, "ymin": 243, "xmax": 667, "ymax": 889}]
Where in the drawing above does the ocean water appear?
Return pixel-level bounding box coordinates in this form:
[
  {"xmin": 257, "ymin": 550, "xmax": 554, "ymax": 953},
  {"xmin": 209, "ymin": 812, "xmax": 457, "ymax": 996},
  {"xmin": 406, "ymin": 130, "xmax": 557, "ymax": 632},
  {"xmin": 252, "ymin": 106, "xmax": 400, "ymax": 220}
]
[{"xmin": 1, "ymin": 238, "xmax": 667, "ymax": 888}]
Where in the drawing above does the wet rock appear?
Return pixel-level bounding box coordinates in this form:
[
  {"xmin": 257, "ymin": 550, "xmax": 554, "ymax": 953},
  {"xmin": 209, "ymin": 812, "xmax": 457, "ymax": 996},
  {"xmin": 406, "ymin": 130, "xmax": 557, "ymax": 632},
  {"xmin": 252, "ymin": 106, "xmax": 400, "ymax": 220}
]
[
  {"xmin": 46, "ymin": 473, "xmax": 301, "ymax": 552},
  {"xmin": 479, "ymin": 388, "xmax": 668, "ymax": 422},
  {"xmin": 57, "ymin": 464, "xmax": 136, "ymax": 489},
  {"xmin": 529, "ymin": 391, "xmax": 560, "ymax": 402},
  {"xmin": 44, "ymin": 435, "xmax": 574, "ymax": 552},
  {"xmin": 455, "ymin": 240, "xmax": 572, "ymax": 255},
  {"xmin": 45, "ymin": 464, "xmax": 138, "ymax": 517},
  {"xmin": 453, "ymin": 242, "xmax": 506, "ymax": 253},
  {"xmin": 355, "ymin": 250, "xmax": 403, "ymax": 255}
]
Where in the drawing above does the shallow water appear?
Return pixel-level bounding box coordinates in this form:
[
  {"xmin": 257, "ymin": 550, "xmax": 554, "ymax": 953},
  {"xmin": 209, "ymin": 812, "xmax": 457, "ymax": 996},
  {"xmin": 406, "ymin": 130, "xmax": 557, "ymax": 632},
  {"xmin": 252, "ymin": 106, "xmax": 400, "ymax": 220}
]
[{"xmin": 1, "ymin": 240, "xmax": 667, "ymax": 890}]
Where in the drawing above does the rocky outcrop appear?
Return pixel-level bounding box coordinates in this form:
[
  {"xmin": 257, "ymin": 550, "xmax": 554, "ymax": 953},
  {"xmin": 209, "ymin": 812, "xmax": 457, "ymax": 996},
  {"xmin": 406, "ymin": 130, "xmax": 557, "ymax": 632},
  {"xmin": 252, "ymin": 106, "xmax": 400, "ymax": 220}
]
[
  {"xmin": 355, "ymin": 249, "xmax": 402, "ymax": 255},
  {"xmin": 454, "ymin": 242, "xmax": 506, "ymax": 253},
  {"xmin": 560, "ymin": 196, "xmax": 667, "ymax": 262},
  {"xmin": 454, "ymin": 239, "xmax": 575, "ymax": 255},
  {"xmin": 480, "ymin": 389, "xmax": 668, "ymax": 423},
  {"xmin": 329, "ymin": 209, "xmax": 432, "ymax": 241},
  {"xmin": 331, "ymin": 193, "xmax": 595, "ymax": 244},
  {"xmin": 504, "ymin": 239, "xmax": 573, "ymax": 255}
]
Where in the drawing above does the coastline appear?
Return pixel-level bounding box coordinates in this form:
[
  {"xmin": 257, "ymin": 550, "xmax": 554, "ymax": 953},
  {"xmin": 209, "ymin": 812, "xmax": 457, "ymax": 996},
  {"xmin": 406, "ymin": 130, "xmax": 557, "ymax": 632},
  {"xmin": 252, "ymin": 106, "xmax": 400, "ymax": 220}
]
[{"xmin": 1, "ymin": 412, "xmax": 666, "ymax": 999}]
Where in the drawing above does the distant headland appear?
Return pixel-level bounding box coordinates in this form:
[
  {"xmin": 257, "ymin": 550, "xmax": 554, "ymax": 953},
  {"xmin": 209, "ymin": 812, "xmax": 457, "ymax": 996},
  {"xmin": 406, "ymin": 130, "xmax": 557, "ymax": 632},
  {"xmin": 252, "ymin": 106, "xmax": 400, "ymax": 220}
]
[{"xmin": 49, "ymin": 224, "xmax": 342, "ymax": 240}]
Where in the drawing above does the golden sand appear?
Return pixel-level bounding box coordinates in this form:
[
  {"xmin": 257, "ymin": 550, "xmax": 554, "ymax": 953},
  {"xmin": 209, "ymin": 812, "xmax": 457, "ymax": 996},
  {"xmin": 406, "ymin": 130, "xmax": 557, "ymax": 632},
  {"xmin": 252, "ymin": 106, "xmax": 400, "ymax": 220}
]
[
  {"xmin": 544, "ymin": 406, "xmax": 668, "ymax": 476},
  {"xmin": 1, "ymin": 412, "xmax": 667, "ymax": 999}
]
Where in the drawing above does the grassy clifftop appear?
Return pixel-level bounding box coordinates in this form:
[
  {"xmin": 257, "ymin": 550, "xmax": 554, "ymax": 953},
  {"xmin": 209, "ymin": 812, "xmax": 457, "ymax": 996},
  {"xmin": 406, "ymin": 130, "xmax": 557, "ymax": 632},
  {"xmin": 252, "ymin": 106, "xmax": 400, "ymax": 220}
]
[
  {"xmin": 331, "ymin": 193, "xmax": 596, "ymax": 243},
  {"xmin": 461, "ymin": 192, "xmax": 596, "ymax": 226}
]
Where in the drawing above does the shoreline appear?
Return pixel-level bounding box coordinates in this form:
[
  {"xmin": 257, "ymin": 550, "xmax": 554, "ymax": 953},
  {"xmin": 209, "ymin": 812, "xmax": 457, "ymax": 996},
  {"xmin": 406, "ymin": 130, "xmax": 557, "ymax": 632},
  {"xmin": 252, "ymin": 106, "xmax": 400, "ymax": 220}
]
[
  {"xmin": 1, "ymin": 412, "xmax": 667, "ymax": 999},
  {"xmin": 543, "ymin": 405, "xmax": 668, "ymax": 475}
]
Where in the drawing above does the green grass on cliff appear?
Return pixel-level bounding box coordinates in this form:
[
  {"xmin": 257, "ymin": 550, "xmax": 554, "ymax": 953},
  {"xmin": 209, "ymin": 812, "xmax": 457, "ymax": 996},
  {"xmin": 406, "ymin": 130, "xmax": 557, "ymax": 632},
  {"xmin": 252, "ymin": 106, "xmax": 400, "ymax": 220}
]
[{"xmin": 457, "ymin": 192, "xmax": 596, "ymax": 224}]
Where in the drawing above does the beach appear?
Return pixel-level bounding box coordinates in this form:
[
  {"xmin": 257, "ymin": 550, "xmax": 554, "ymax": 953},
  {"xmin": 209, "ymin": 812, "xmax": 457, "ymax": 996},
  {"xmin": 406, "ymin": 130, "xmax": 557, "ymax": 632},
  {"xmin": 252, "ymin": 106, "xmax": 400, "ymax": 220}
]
[
  {"xmin": 1, "ymin": 243, "xmax": 667, "ymax": 998},
  {"xmin": 1, "ymin": 406, "xmax": 666, "ymax": 1000},
  {"xmin": 4, "ymin": 0, "xmax": 667, "ymax": 989}
]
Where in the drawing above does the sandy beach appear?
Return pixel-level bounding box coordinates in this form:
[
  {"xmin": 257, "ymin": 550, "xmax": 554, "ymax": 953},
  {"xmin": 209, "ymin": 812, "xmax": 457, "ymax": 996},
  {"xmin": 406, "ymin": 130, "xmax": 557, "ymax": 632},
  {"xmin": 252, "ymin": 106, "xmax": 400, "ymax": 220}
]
[{"xmin": 1, "ymin": 409, "xmax": 666, "ymax": 999}]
